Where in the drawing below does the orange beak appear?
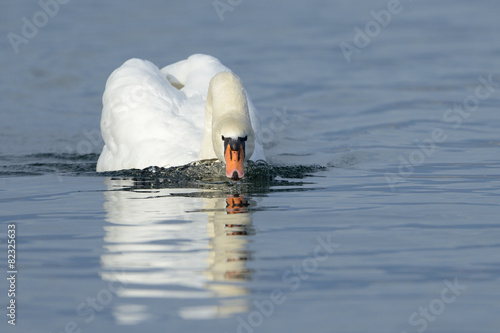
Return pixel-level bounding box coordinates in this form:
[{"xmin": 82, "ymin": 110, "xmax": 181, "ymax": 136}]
[{"xmin": 225, "ymin": 145, "xmax": 245, "ymax": 180}]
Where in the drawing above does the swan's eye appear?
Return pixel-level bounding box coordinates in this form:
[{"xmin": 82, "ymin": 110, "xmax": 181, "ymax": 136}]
[
  {"xmin": 221, "ymin": 135, "xmax": 225, "ymax": 141},
  {"xmin": 242, "ymin": 136, "xmax": 247, "ymax": 142}
]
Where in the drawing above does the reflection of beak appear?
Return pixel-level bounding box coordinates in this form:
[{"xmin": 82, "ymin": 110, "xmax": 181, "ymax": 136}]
[
  {"xmin": 226, "ymin": 195, "xmax": 248, "ymax": 214},
  {"xmin": 224, "ymin": 146, "xmax": 245, "ymax": 180}
]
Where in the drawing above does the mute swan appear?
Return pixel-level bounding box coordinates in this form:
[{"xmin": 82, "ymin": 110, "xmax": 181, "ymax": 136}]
[{"xmin": 96, "ymin": 54, "xmax": 265, "ymax": 179}]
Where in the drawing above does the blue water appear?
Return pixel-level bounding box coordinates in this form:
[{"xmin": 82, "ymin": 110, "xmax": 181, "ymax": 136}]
[{"xmin": 1, "ymin": 1, "xmax": 500, "ymax": 332}]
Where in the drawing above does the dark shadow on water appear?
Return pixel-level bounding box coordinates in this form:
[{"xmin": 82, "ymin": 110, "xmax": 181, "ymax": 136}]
[{"xmin": 0, "ymin": 153, "xmax": 100, "ymax": 177}]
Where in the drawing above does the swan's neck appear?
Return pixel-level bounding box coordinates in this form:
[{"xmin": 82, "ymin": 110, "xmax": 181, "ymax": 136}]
[{"xmin": 199, "ymin": 72, "xmax": 255, "ymax": 162}]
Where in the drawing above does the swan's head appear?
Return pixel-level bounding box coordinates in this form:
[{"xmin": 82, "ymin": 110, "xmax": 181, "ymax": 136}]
[
  {"xmin": 222, "ymin": 135, "xmax": 247, "ymax": 180},
  {"xmin": 213, "ymin": 120, "xmax": 255, "ymax": 180}
]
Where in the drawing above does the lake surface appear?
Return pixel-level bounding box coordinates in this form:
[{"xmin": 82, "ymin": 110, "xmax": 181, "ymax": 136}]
[{"xmin": 1, "ymin": 1, "xmax": 500, "ymax": 332}]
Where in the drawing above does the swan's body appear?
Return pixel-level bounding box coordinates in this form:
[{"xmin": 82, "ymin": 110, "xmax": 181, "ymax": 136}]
[{"xmin": 96, "ymin": 54, "xmax": 265, "ymax": 178}]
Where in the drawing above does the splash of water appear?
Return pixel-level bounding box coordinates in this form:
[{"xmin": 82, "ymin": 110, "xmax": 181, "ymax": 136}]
[{"xmin": 0, "ymin": 153, "xmax": 326, "ymax": 193}]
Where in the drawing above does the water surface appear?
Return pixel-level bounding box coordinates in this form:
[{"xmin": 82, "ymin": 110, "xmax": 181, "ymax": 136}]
[{"xmin": 1, "ymin": 1, "xmax": 500, "ymax": 332}]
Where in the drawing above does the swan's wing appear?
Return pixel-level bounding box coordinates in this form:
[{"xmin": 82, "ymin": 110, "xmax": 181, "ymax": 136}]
[
  {"xmin": 97, "ymin": 59, "xmax": 204, "ymax": 171},
  {"xmin": 246, "ymin": 95, "xmax": 266, "ymax": 161},
  {"xmin": 160, "ymin": 54, "xmax": 230, "ymax": 99}
]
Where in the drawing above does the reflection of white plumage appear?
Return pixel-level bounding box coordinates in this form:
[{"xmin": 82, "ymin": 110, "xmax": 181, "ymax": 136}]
[
  {"xmin": 96, "ymin": 54, "xmax": 265, "ymax": 177},
  {"xmin": 100, "ymin": 178, "xmax": 253, "ymax": 322}
]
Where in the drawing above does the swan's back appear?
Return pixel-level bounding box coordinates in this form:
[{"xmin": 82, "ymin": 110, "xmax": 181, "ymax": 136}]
[{"xmin": 97, "ymin": 58, "xmax": 204, "ymax": 171}]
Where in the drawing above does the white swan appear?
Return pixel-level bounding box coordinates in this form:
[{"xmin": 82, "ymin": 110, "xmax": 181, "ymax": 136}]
[{"xmin": 96, "ymin": 54, "xmax": 265, "ymax": 179}]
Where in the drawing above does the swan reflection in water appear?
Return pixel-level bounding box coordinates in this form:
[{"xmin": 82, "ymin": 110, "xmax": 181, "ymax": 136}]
[{"xmin": 99, "ymin": 178, "xmax": 255, "ymax": 324}]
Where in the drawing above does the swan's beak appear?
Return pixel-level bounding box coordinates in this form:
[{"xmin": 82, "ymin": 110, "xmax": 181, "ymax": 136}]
[{"xmin": 225, "ymin": 145, "xmax": 245, "ymax": 180}]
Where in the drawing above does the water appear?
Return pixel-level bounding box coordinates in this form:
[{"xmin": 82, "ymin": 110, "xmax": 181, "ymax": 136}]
[{"xmin": 1, "ymin": 0, "xmax": 500, "ymax": 332}]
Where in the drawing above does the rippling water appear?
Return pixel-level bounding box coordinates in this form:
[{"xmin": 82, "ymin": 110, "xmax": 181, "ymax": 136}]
[{"xmin": 1, "ymin": 1, "xmax": 500, "ymax": 332}]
